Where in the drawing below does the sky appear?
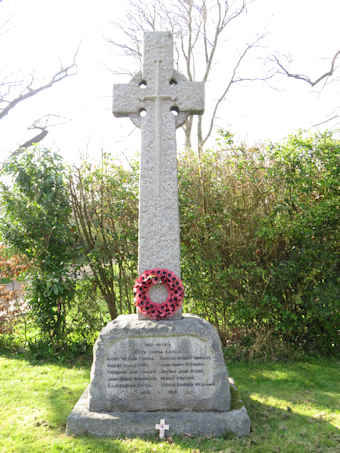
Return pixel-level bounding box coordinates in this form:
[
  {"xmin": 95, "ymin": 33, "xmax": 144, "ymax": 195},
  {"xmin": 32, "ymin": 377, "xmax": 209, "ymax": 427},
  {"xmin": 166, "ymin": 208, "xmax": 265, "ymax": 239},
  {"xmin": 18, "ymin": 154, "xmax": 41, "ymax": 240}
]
[{"xmin": 0, "ymin": 0, "xmax": 339, "ymax": 164}]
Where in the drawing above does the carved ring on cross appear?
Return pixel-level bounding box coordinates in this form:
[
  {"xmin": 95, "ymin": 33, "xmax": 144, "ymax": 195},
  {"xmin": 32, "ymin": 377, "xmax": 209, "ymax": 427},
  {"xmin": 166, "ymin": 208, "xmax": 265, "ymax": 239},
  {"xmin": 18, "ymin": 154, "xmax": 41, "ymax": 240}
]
[{"xmin": 128, "ymin": 70, "xmax": 190, "ymax": 129}]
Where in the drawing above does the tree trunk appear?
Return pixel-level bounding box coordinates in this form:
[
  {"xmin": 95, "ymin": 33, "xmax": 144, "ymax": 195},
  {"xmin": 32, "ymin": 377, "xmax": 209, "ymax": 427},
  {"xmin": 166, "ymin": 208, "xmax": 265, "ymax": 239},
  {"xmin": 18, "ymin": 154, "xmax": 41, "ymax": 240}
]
[{"xmin": 184, "ymin": 116, "xmax": 193, "ymax": 150}]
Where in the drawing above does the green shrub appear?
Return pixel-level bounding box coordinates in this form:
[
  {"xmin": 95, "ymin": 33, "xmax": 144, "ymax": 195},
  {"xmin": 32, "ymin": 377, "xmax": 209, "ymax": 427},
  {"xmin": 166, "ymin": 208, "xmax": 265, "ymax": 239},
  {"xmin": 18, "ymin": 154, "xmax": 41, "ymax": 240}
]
[
  {"xmin": 179, "ymin": 131, "xmax": 339, "ymax": 356},
  {"xmin": 0, "ymin": 148, "xmax": 77, "ymax": 345},
  {"xmin": 66, "ymin": 277, "xmax": 111, "ymax": 346},
  {"xmin": 2, "ymin": 133, "xmax": 338, "ymax": 357},
  {"xmin": 68, "ymin": 154, "xmax": 138, "ymax": 319}
]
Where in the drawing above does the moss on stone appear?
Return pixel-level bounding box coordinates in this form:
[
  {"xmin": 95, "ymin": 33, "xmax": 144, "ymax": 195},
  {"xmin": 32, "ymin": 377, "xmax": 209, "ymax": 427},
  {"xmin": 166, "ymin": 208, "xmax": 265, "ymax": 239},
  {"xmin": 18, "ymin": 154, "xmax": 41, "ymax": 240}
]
[{"xmin": 229, "ymin": 382, "xmax": 244, "ymax": 411}]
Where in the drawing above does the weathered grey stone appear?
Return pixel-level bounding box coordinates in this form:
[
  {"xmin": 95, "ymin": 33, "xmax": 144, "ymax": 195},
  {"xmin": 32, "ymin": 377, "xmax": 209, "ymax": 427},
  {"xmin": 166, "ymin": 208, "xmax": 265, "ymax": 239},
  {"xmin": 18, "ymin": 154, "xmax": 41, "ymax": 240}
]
[
  {"xmin": 67, "ymin": 387, "xmax": 251, "ymax": 438},
  {"xmin": 67, "ymin": 313, "xmax": 251, "ymax": 437},
  {"xmin": 66, "ymin": 31, "xmax": 251, "ymax": 439},
  {"xmin": 88, "ymin": 314, "xmax": 230, "ymax": 412},
  {"xmin": 113, "ymin": 32, "xmax": 204, "ymax": 320}
]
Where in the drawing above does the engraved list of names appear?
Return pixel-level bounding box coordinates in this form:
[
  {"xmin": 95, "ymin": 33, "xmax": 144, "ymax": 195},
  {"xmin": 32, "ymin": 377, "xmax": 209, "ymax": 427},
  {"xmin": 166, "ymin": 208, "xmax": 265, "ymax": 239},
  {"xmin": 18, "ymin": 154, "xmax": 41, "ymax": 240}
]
[{"xmin": 105, "ymin": 336, "xmax": 216, "ymax": 400}]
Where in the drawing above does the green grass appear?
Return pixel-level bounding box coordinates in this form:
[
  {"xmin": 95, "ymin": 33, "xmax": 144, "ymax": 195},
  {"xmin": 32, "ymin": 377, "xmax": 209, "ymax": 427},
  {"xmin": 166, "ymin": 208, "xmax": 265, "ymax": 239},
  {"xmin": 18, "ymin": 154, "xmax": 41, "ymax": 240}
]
[{"xmin": 0, "ymin": 350, "xmax": 339, "ymax": 453}]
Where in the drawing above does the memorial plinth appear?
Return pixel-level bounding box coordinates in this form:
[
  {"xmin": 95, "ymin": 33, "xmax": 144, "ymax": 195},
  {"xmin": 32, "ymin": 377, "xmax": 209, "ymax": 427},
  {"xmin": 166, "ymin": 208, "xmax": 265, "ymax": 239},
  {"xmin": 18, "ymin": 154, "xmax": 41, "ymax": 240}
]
[
  {"xmin": 89, "ymin": 315, "xmax": 230, "ymax": 412},
  {"xmin": 67, "ymin": 315, "xmax": 251, "ymax": 438}
]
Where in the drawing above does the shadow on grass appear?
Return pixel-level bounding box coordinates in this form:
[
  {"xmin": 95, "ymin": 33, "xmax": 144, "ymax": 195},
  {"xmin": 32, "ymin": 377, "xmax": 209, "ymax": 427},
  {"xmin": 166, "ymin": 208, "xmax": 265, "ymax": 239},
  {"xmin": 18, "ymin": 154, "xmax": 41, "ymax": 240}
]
[
  {"xmin": 44, "ymin": 386, "xmax": 340, "ymax": 453},
  {"xmin": 0, "ymin": 344, "xmax": 92, "ymax": 370},
  {"xmin": 230, "ymin": 359, "xmax": 340, "ymax": 414},
  {"xmin": 2, "ymin": 348, "xmax": 339, "ymax": 451}
]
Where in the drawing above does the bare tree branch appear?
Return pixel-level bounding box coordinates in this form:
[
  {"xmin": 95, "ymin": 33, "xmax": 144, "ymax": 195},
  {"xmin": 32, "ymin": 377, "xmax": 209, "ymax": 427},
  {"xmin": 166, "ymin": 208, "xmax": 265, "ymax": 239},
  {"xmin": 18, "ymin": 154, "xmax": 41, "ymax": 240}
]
[
  {"xmin": 0, "ymin": 50, "xmax": 78, "ymax": 120},
  {"xmin": 18, "ymin": 127, "xmax": 48, "ymax": 150},
  {"xmin": 7, "ymin": 115, "xmax": 69, "ymax": 160},
  {"xmin": 201, "ymin": 34, "xmax": 266, "ymax": 147},
  {"xmin": 312, "ymin": 114, "xmax": 339, "ymax": 128},
  {"xmin": 273, "ymin": 50, "xmax": 340, "ymax": 87}
]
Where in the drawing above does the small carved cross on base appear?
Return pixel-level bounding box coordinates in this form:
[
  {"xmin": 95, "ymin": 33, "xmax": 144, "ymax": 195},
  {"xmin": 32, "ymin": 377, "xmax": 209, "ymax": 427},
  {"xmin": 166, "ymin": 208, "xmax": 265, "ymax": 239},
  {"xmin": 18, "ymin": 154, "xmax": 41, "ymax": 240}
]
[{"xmin": 155, "ymin": 418, "xmax": 169, "ymax": 439}]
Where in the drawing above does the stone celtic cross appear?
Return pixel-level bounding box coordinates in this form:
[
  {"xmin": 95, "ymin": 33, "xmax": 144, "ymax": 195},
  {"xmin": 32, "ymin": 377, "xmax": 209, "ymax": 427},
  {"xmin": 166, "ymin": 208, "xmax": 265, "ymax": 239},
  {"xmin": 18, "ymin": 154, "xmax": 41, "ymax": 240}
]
[{"xmin": 113, "ymin": 32, "xmax": 204, "ymax": 314}]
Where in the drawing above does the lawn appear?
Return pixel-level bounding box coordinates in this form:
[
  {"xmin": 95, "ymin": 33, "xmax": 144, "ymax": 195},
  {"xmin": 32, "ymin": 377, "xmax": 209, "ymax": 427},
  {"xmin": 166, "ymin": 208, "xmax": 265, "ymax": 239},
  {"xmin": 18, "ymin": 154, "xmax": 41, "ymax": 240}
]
[{"xmin": 0, "ymin": 350, "xmax": 339, "ymax": 453}]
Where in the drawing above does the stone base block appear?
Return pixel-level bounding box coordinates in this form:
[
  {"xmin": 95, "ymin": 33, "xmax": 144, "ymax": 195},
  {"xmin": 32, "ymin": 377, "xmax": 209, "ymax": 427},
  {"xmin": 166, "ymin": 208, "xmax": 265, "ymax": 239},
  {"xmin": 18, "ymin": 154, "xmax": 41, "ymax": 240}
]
[
  {"xmin": 88, "ymin": 314, "xmax": 231, "ymax": 413},
  {"xmin": 66, "ymin": 387, "xmax": 251, "ymax": 438}
]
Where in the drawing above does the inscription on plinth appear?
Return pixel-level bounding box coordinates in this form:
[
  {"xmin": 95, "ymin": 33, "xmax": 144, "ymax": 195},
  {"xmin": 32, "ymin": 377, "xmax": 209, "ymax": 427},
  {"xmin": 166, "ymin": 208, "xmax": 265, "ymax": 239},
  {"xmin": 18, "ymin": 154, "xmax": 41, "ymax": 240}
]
[
  {"xmin": 88, "ymin": 315, "xmax": 231, "ymax": 413},
  {"xmin": 106, "ymin": 337, "xmax": 214, "ymax": 399},
  {"xmin": 101, "ymin": 336, "xmax": 218, "ymax": 411}
]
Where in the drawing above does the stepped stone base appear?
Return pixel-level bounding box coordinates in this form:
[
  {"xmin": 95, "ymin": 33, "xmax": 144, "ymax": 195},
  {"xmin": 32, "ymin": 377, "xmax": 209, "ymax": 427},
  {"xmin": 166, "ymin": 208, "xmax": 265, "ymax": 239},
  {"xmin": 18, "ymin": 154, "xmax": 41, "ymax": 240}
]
[
  {"xmin": 66, "ymin": 314, "xmax": 251, "ymax": 438},
  {"xmin": 66, "ymin": 387, "xmax": 251, "ymax": 438}
]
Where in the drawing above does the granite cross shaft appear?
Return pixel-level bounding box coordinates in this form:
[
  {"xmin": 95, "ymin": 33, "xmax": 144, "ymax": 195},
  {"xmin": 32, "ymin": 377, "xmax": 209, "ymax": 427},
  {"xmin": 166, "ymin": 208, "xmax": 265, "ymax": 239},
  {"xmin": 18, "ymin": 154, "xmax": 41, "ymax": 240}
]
[{"xmin": 113, "ymin": 32, "xmax": 204, "ymax": 309}]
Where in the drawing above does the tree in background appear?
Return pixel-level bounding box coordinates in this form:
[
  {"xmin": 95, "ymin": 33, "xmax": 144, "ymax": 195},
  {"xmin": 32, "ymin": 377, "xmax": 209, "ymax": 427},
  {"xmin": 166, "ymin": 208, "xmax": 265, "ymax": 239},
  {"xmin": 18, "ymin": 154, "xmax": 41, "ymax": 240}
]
[
  {"xmin": 0, "ymin": 60, "xmax": 76, "ymax": 121},
  {"xmin": 0, "ymin": 1, "xmax": 77, "ymax": 151},
  {"xmin": 109, "ymin": 0, "xmax": 270, "ymax": 155},
  {"xmin": 0, "ymin": 148, "xmax": 77, "ymax": 344},
  {"xmin": 273, "ymin": 50, "xmax": 340, "ymax": 129},
  {"xmin": 69, "ymin": 155, "xmax": 138, "ymax": 320},
  {"xmin": 0, "ymin": 59, "xmax": 77, "ymax": 151}
]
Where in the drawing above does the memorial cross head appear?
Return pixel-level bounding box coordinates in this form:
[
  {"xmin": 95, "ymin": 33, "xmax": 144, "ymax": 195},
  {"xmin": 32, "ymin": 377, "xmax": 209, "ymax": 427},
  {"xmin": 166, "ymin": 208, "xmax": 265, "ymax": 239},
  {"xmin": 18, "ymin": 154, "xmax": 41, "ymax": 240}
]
[
  {"xmin": 113, "ymin": 31, "xmax": 204, "ymax": 130},
  {"xmin": 155, "ymin": 418, "xmax": 169, "ymax": 439}
]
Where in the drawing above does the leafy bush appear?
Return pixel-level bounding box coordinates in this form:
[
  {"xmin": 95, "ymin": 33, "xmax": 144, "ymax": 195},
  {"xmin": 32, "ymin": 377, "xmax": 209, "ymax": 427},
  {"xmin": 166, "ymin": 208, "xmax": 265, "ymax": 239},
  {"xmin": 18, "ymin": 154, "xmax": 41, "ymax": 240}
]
[
  {"xmin": 1, "ymin": 133, "xmax": 338, "ymax": 357},
  {"xmin": 68, "ymin": 154, "xmax": 139, "ymax": 319},
  {"xmin": 179, "ymin": 131, "xmax": 339, "ymax": 355},
  {"xmin": 0, "ymin": 148, "xmax": 77, "ymax": 344},
  {"xmin": 254, "ymin": 132, "xmax": 339, "ymax": 354},
  {"xmin": 66, "ymin": 277, "xmax": 111, "ymax": 346}
]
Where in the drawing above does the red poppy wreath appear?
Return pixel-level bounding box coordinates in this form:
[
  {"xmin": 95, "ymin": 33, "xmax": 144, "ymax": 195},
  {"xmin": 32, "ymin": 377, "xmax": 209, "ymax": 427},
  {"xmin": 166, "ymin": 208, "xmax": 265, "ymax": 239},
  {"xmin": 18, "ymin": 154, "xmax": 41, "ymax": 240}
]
[{"xmin": 133, "ymin": 268, "xmax": 184, "ymax": 320}]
